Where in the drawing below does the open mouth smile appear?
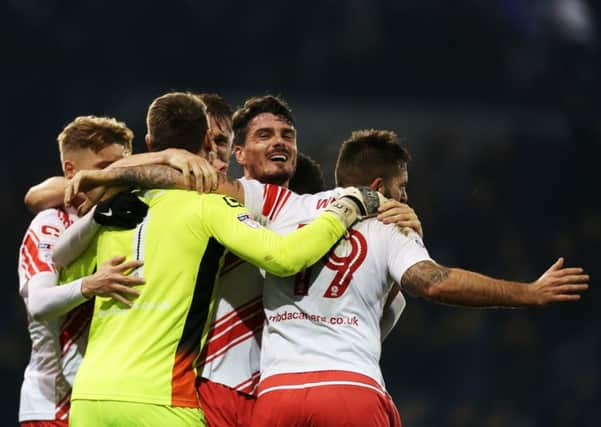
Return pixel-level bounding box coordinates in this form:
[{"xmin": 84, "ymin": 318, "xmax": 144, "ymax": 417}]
[{"xmin": 268, "ymin": 153, "xmax": 289, "ymax": 162}]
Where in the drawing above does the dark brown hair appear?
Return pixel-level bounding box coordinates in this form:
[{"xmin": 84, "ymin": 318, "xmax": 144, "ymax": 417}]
[
  {"xmin": 289, "ymin": 152, "xmax": 326, "ymax": 194},
  {"xmin": 196, "ymin": 93, "xmax": 233, "ymax": 124},
  {"xmin": 232, "ymin": 95, "xmax": 295, "ymax": 147},
  {"xmin": 335, "ymin": 129, "xmax": 410, "ymax": 187},
  {"xmin": 146, "ymin": 92, "xmax": 208, "ymax": 153}
]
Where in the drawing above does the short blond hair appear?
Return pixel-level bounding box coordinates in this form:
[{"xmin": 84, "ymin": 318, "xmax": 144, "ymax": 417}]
[{"xmin": 58, "ymin": 115, "xmax": 133, "ymax": 161}]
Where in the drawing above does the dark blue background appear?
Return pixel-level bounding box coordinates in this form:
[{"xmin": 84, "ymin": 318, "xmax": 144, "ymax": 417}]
[{"xmin": 3, "ymin": 1, "xmax": 600, "ymax": 426}]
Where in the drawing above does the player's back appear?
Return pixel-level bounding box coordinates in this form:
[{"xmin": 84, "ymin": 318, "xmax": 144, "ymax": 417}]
[
  {"xmin": 262, "ymin": 217, "xmax": 404, "ymax": 384},
  {"xmin": 255, "ymin": 217, "xmax": 414, "ymax": 427},
  {"xmin": 72, "ymin": 189, "xmax": 228, "ymax": 408},
  {"xmin": 240, "ymin": 181, "xmax": 430, "ymax": 386}
]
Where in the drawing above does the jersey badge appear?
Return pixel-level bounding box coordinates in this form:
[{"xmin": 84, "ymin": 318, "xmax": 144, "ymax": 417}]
[{"xmin": 237, "ymin": 213, "xmax": 262, "ymax": 229}]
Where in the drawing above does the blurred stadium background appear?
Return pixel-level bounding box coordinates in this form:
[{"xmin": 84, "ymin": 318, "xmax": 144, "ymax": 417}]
[{"xmin": 3, "ymin": 1, "xmax": 600, "ymax": 426}]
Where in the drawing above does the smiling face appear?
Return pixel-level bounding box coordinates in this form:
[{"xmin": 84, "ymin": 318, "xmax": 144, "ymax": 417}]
[{"xmin": 234, "ymin": 113, "xmax": 298, "ymax": 186}]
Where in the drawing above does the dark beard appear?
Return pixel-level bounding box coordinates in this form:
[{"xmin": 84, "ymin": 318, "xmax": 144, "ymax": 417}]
[{"xmin": 258, "ymin": 170, "xmax": 292, "ymax": 187}]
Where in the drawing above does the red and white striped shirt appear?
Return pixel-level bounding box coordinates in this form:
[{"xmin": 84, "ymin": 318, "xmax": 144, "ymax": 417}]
[
  {"xmin": 197, "ymin": 178, "xmax": 308, "ymax": 396},
  {"xmin": 241, "ymin": 179, "xmax": 432, "ymax": 388},
  {"xmin": 197, "ymin": 180, "xmax": 304, "ymax": 395},
  {"xmin": 17, "ymin": 208, "xmax": 92, "ymax": 422},
  {"xmin": 198, "ymin": 252, "xmax": 264, "ymax": 395},
  {"xmin": 197, "ymin": 179, "xmax": 412, "ymax": 395}
]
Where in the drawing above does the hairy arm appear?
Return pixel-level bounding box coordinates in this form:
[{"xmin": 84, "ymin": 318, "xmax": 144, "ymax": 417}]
[
  {"xmin": 67, "ymin": 165, "xmax": 246, "ymax": 213},
  {"xmin": 401, "ymin": 259, "xmax": 588, "ymax": 308},
  {"xmin": 103, "ymin": 165, "xmax": 187, "ymax": 189},
  {"xmin": 108, "ymin": 148, "xmax": 203, "ymax": 171},
  {"xmin": 401, "ymin": 261, "xmax": 524, "ymax": 307},
  {"xmin": 107, "ymin": 152, "xmax": 169, "ymax": 169}
]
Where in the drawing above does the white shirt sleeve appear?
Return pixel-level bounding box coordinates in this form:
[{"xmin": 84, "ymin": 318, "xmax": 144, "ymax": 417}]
[
  {"xmin": 18, "ymin": 209, "xmax": 90, "ymax": 321},
  {"xmin": 52, "ymin": 208, "xmax": 99, "ymax": 267},
  {"xmin": 27, "ymin": 272, "xmax": 88, "ymax": 321},
  {"xmin": 18, "ymin": 209, "xmax": 65, "ymax": 293},
  {"xmin": 238, "ymin": 178, "xmax": 265, "ymax": 218},
  {"xmin": 387, "ymin": 229, "xmax": 432, "ymax": 284}
]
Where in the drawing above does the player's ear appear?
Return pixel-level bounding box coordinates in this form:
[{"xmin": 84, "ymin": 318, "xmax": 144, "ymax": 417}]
[
  {"xmin": 369, "ymin": 177, "xmax": 384, "ymax": 193},
  {"xmin": 145, "ymin": 134, "xmax": 154, "ymax": 152},
  {"xmin": 234, "ymin": 145, "xmax": 246, "ymax": 166},
  {"xmin": 63, "ymin": 160, "xmax": 76, "ymax": 179}
]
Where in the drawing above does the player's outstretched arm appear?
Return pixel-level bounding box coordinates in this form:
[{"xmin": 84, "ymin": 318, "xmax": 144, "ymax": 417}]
[
  {"xmin": 400, "ymin": 258, "xmax": 589, "ymax": 308},
  {"xmin": 24, "ymin": 176, "xmax": 68, "ymax": 212}
]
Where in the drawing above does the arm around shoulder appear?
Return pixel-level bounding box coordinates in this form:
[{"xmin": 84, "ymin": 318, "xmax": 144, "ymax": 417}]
[
  {"xmin": 24, "ymin": 176, "xmax": 67, "ymax": 213},
  {"xmin": 200, "ymin": 194, "xmax": 346, "ymax": 277}
]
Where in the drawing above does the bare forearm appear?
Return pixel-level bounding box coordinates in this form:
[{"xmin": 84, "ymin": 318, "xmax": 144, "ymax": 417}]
[
  {"xmin": 402, "ymin": 261, "xmax": 532, "ymax": 308},
  {"xmin": 102, "ymin": 165, "xmax": 188, "ymax": 190},
  {"xmin": 108, "ymin": 152, "xmax": 167, "ymax": 169},
  {"xmin": 430, "ymin": 268, "xmax": 531, "ymax": 307},
  {"xmin": 97, "ymin": 166, "xmax": 245, "ymax": 202},
  {"xmin": 25, "ymin": 176, "xmax": 67, "ymax": 212}
]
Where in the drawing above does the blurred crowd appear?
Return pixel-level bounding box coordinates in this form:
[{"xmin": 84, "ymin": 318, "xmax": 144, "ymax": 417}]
[{"xmin": 3, "ymin": 0, "xmax": 600, "ymax": 426}]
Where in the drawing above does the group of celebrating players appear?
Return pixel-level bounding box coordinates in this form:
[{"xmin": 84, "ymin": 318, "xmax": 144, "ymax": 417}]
[{"xmin": 17, "ymin": 92, "xmax": 589, "ymax": 427}]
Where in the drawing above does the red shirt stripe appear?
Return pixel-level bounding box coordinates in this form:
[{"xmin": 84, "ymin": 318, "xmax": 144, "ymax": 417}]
[
  {"xmin": 60, "ymin": 301, "xmax": 93, "ymax": 356},
  {"xmin": 271, "ymin": 189, "xmax": 292, "ymax": 221},
  {"xmin": 262, "ymin": 184, "xmax": 280, "ymax": 217},
  {"xmin": 209, "ymin": 298, "xmax": 263, "ymax": 338},
  {"xmin": 55, "ymin": 391, "xmax": 71, "ymax": 420},
  {"xmin": 234, "ymin": 371, "xmax": 261, "ymax": 394},
  {"xmin": 198, "ymin": 310, "xmax": 264, "ymax": 367},
  {"xmin": 22, "ymin": 231, "xmax": 55, "ymax": 275}
]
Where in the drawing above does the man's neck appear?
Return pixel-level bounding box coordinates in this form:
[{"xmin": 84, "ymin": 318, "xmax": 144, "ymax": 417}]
[{"xmin": 244, "ymin": 171, "xmax": 290, "ymax": 188}]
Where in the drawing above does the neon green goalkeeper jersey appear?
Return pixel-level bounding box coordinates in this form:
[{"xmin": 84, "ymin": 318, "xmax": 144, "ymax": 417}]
[
  {"xmin": 59, "ymin": 236, "xmax": 97, "ymax": 283},
  {"xmin": 71, "ymin": 190, "xmax": 345, "ymax": 407}
]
